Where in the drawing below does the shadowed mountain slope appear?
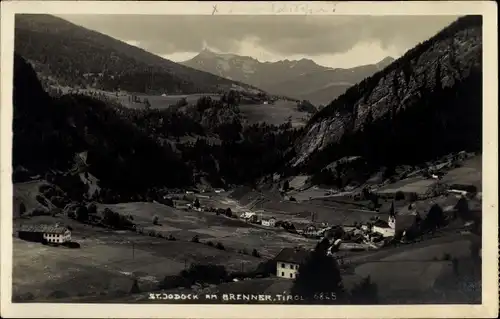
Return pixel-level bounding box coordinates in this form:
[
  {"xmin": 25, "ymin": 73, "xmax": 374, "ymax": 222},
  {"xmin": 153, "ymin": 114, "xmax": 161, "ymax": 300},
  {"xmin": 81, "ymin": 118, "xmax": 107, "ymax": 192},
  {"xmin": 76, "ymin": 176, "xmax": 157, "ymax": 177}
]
[
  {"xmin": 291, "ymin": 15, "xmax": 482, "ymax": 177},
  {"xmin": 14, "ymin": 14, "xmax": 262, "ymax": 95}
]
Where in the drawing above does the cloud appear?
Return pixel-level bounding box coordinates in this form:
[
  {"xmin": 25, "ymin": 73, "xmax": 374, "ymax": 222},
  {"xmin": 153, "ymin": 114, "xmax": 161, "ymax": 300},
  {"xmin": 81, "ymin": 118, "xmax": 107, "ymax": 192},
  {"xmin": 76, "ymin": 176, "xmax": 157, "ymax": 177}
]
[{"xmin": 58, "ymin": 14, "xmax": 460, "ymax": 65}]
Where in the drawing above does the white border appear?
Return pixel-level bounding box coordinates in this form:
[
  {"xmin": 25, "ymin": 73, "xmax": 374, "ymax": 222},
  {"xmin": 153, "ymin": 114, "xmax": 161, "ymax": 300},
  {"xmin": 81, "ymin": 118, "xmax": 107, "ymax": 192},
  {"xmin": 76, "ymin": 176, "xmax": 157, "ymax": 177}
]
[{"xmin": 1, "ymin": 1, "xmax": 498, "ymax": 318}]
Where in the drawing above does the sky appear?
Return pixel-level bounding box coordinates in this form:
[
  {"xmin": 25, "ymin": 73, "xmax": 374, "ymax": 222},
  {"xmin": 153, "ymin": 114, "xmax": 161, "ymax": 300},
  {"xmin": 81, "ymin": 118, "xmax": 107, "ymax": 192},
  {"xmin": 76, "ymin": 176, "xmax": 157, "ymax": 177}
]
[{"xmin": 58, "ymin": 14, "xmax": 460, "ymax": 68}]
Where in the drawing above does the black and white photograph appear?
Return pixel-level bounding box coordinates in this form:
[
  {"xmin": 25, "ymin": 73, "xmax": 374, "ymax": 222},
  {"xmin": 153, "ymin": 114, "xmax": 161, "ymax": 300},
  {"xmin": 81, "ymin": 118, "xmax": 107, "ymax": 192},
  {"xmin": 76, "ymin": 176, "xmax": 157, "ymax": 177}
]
[{"xmin": 1, "ymin": 1, "xmax": 498, "ymax": 318}]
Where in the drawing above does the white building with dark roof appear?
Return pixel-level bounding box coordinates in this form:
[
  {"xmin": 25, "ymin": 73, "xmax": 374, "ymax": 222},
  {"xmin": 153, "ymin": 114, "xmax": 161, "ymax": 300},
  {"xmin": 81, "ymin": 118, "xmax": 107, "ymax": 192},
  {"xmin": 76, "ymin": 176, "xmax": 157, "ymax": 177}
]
[
  {"xmin": 18, "ymin": 224, "xmax": 71, "ymax": 244},
  {"xmin": 274, "ymin": 247, "xmax": 310, "ymax": 279},
  {"xmin": 372, "ymin": 219, "xmax": 396, "ymax": 238},
  {"xmin": 261, "ymin": 217, "xmax": 276, "ymax": 227}
]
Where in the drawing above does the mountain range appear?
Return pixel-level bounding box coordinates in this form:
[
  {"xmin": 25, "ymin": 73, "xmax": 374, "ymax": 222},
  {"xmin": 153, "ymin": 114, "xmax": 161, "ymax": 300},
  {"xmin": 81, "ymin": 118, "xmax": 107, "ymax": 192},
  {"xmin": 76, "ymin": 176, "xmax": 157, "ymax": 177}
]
[
  {"xmin": 12, "ymin": 14, "xmax": 483, "ymax": 194},
  {"xmin": 182, "ymin": 50, "xmax": 394, "ymax": 105},
  {"xmin": 14, "ymin": 14, "xmax": 263, "ymax": 95}
]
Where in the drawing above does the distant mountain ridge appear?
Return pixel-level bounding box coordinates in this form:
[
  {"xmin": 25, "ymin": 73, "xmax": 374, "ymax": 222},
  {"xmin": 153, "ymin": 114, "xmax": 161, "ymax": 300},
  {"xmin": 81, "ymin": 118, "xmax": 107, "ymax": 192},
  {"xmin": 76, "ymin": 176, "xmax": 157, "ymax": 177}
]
[
  {"xmin": 266, "ymin": 58, "xmax": 395, "ymax": 106},
  {"xmin": 182, "ymin": 49, "xmax": 394, "ymax": 105},
  {"xmin": 14, "ymin": 14, "xmax": 263, "ymax": 95},
  {"xmin": 182, "ymin": 48, "xmax": 327, "ymax": 89}
]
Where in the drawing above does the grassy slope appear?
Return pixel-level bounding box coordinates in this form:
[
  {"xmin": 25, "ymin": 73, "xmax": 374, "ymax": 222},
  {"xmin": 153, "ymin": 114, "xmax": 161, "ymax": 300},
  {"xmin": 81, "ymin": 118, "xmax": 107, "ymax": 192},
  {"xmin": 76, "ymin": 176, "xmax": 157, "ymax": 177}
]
[
  {"xmin": 239, "ymin": 100, "xmax": 310, "ymax": 127},
  {"xmin": 12, "ymin": 197, "xmax": 317, "ymax": 301}
]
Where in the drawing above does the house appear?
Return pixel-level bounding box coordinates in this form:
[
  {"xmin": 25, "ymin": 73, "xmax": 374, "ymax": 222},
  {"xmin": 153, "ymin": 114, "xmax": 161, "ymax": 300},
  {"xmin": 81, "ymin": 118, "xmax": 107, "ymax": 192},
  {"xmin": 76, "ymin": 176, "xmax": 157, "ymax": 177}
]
[
  {"xmin": 327, "ymin": 238, "xmax": 343, "ymax": 255},
  {"xmin": 371, "ymin": 219, "xmax": 395, "ymax": 238},
  {"xmin": 274, "ymin": 247, "xmax": 310, "ymax": 279},
  {"xmin": 18, "ymin": 224, "xmax": 71, "ymax": 244},
  {"xmin": 261, "ymin": 217, "xmax": 276, "ymax": 227},
  {"xmin": 302, "ymin": 224, "xmax": 318, "ymax": 236},
  {"xmin": 388, "ymin": 202, "xmax": 423, "ymax": 235},
  {"xmin": 240, "ymin": 212, "xmax": 258, "ymax": 223}
]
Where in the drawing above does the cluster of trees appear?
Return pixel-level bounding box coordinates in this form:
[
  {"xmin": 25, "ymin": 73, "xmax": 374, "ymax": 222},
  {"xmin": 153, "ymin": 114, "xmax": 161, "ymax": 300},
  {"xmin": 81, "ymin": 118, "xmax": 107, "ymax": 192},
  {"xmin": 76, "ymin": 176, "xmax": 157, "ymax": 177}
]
[
  {"xmin": 291, "ymin": 238, "xmax": 378, "ymax": 304},
  {"xmin": 309, "ymin": 157, "xmax": 369, "ymax": 189},
  {"xmin": 160, "ymin": 259, "xmax": 277, "ymax": 292},
  {"xmin": 13, "ymin": 53, "xmax": 194, "ymax": 197},
  {"xmin": 296, "ymin": 100, "xmax": 317, "ymax": 114},
  {"xmin": 220, "ymin": 90, "xmax": 242, "ymax": 106},
  {"xmin": 15, "ymin": 53, "xmax": 300, "ymax": 199},
  {"xmin": 179, "ymin": 122, "xmax": 302, "ymax": 186},
  {"xmin": 118, "ymin": 106, "xmax": 205, "ymax": 138},
  {"xmin": 99, "ymin": 208, "xmax": 134, "ymax": 229}
]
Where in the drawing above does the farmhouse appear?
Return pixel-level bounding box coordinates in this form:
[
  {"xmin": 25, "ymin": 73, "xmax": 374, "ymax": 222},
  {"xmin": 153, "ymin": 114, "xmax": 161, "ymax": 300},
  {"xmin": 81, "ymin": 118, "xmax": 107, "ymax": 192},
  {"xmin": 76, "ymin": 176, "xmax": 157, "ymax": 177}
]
[
  {"xmin": 274, "ymin": 247, "xmax": 310, "ymax": 279},
  {"xmin": 18, "ymin": 224, "xmax": 71, "ymax": 244},
  {"xmin": 261, "ymin": 217, "xmax": 276, "ymax": 227},
  {"xmin": 240, "ymin": 212, "xmax": 258, "ymax": 223},
  {"xmin": 301, "ymin": 224, "xmax": 329, "ymax": 238}
]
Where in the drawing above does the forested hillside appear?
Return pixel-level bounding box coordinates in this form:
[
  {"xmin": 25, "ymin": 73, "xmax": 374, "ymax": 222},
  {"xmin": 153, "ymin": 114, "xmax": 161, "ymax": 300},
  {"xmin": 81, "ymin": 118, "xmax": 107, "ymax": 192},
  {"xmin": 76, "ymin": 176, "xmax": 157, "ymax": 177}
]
[
  {"xmin": 13, "ymin": 53, "xmax": 193, "ymax": 194},
  {"xmin": 13, "ymin": 53, "xmax": 301, "ymax": 197},
  {"xmin": 14, "ymin": 14, "xmax": 262, "ymax": 94},
  {"xmin": 293, "ymin": 15, "xmax": 482, "ymax": 182}
]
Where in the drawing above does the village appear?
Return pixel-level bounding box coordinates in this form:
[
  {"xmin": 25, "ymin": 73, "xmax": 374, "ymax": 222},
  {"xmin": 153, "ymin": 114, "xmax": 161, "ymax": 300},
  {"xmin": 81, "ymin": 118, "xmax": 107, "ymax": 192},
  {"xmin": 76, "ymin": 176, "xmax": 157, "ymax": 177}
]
[{"xmin": 12, "ymin": 150, "xmax": 482, "ymax": 303}]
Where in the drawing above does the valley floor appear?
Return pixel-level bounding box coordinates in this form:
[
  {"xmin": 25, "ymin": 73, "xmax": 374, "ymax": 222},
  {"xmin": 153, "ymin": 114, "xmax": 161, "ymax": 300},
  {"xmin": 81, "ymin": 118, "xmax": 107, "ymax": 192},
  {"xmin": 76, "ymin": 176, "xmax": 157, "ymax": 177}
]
[{"xmin": 11, "ymin": 155, "xmax": 482, "ymax": 304}]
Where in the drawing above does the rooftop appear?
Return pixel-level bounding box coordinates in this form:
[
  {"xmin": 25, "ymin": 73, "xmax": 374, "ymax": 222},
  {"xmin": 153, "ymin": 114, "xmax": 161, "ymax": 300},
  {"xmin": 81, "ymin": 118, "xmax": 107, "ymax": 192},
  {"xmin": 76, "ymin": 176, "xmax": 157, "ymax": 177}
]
[
  {"xmin": 274, "ymin": 247, "xmax": 310, "ymax": 264},
  {"xmin": 372, "ymin": 219, "xmax": 390, "ymax": 228},
  {"xmin": 262, "ymin": 217, "xmax": 276, "ymax": 221},
  {"xmin": 18, "ymin": 224, "xmax": 69, "ymax": 234}
]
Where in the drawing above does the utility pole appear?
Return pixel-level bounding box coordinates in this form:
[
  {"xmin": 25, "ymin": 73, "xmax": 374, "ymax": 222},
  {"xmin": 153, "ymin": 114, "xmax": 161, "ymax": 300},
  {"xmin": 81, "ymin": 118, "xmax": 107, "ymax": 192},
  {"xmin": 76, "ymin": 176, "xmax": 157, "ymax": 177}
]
[{"xmin": 132, "ymin": 241, "xmax": 135, "ymax": 260}]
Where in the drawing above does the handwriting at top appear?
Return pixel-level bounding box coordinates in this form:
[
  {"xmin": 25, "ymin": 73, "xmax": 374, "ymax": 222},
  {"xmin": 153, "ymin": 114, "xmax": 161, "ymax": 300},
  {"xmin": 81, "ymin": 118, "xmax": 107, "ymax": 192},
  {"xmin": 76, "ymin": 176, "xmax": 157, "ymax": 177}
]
[
  {"xmin": 211, "ymin": 3, "xmax": 339, "ymax": 15},
  {"xmin": 271, "ymin": 3, "xmax": 338, "ymax": 14}
]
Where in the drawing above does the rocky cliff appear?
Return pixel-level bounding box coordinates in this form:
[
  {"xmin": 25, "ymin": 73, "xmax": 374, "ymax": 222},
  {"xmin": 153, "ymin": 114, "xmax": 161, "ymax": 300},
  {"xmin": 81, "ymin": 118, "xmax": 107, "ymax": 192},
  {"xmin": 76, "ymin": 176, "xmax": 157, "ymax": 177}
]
[{"xmin": 293, "ymin": 15, "xmax": 482, "ymax": 174}]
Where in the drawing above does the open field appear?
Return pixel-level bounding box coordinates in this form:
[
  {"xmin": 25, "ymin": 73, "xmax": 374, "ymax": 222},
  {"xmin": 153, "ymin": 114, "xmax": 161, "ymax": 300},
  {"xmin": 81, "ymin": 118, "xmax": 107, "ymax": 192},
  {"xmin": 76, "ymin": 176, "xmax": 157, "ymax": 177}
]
[
  {"xmin": 288, "ymin": 175, "xmax": 310, "ymax": 190},
  {"xmin": 56, "ymin": 86, "xmax": 221, "ymax": 110},
  {"xmin": 352, "ymin": 234, "xmax": 481, "ymax": 303},
  {"xmin": 59, "ymin": 87, "xmax": 307, "ymax": 127},
  {"xmin": 252, "ymin": 198, "xmax": 387, "ymax": 226},
  {"xmin": 12, "ymin": 198, "xmax": 320, "ymax": 301},
  {"xmin": 239, "ymin": 100, "xmax": 309, "ymax": 127},
  {"xmin": 34, "ymin": 231, "xmax": 480, "ymax": 304},
  {"xmin": 375, "ymin": 177, "xmax": 436, "ymax": 196},
  {"xmin": 102, "ymin": 202, "xmax": 317, "ymax": 257},
  {"xmin": 12, "ymin": 212, "xmax": 269, "ymax": 301},
  {"xmin": 441, "ymin": 156, "xmax": 482, "ymax": 190}
]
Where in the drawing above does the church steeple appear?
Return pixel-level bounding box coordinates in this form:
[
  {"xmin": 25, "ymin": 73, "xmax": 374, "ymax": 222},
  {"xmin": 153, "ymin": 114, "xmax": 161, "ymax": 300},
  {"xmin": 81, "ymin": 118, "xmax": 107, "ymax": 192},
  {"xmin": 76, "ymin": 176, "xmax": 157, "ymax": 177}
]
[
  {"xmin": 389, "ymin": 201, "xmax": 396, "ymax": 217},
  {"xmin": 388, "ymin": 201, "xmax": 396, "ymax": 229}
]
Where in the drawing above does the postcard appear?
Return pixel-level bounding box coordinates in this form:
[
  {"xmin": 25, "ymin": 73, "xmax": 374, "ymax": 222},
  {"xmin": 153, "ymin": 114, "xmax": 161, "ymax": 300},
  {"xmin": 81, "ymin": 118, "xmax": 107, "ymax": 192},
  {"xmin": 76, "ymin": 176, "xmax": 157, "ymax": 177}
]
[{"xmin": 1, "ymin": 1, "xmax": 498, "ymax": 318}]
